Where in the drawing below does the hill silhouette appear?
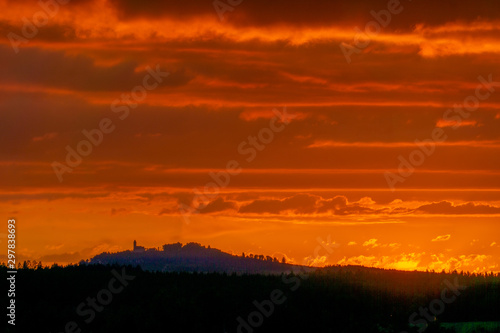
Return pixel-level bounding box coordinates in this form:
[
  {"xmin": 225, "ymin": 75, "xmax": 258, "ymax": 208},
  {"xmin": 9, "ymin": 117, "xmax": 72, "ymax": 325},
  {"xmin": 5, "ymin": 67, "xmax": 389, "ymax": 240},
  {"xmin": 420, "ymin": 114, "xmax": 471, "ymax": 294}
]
[{"xmin": 89, "ymin": 241, "xmax": 312, "ymax": 274}]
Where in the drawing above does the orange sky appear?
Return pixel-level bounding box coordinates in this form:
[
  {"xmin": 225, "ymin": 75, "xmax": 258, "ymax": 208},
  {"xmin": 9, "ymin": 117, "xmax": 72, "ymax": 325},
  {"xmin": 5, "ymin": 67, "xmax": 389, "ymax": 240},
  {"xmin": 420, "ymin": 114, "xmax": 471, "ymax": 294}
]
[{"xmin": 0, "ymin": 0, "xmax": 499, "ymax": 273}]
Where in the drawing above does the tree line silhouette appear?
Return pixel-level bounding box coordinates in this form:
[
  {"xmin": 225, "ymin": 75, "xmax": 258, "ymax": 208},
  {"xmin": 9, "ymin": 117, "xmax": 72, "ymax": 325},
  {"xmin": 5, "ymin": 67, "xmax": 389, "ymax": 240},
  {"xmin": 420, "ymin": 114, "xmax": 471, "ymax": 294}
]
[
  {"xmin": 2, "ymin": 262, "xmax": 499, "ymax": 333},
  {"xmin": 241, "ymin": 252, "xmax": 286, "ymax": 264}
]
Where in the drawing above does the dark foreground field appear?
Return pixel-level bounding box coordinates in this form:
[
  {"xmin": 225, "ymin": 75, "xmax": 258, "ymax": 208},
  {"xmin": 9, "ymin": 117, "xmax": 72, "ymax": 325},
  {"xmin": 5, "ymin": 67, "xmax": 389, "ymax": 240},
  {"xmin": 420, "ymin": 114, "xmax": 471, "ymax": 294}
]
[{"xmin": 3, "ymin": 264, "xmax": 499, "ymax": 333}]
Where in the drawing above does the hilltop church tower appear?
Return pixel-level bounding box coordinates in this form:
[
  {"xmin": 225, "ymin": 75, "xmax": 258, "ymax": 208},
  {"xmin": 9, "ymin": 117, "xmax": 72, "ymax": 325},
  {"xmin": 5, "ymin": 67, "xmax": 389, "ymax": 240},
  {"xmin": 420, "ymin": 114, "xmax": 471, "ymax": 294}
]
[{"xmin": 133, "ymin": 240, "xmax": 145, "ymax": 252}]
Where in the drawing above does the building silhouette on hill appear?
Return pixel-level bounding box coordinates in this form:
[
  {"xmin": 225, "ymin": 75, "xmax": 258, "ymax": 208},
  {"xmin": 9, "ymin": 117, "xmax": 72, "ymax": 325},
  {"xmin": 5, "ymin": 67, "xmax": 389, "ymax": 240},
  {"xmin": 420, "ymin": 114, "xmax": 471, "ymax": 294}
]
[{"xmin": 133, "ymin": 240, "xmax": 145, "ymax": 252}]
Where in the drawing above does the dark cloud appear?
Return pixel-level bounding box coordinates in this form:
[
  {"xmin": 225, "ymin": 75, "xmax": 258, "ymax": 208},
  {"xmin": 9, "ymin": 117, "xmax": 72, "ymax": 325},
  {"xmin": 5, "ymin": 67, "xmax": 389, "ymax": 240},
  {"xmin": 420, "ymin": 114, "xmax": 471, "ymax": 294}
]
[
  {"xmin": 110, "ymin": 207, "xmax": 129, "ymax": 215},
  {"xmin": 235, "ymin": 195, "xmax": 500, "ymax": 216},
  {"xmin": 0, "ymin": 192, "xmax": 110, "ymax": 202},
  {"xmin": 135, "ymin": 192, "xmax": 190, "ymax": 203},
  {"xmin": 239, "ymin": 199, "xmax": 281, "ymax": 214},
  {"xmin": 0, "ymin": 2, "xmax": 499, "ymax": 192},
  {"xmin": 108, "ymin": 0, "xmax": 500, "ymax": 31},
  {"xmin": 238, "ymin": 194, "xmax": 379, "ymax": 215},
  {"xmin": 417, "ymin": 201, "xmax": 500, "ymax": 214},
  {"xmin": 158, "ymin": 207, "xmax": 172, "ymax": 216},
  {"xmin": 317, "ymin": 195, "xmax": 377, "ymax": 215},
  {"xmin": 0, "ymin": 20, "xmax": 78, "ymax": 42},
  {"xmin": 238, "ymin": 194, "xmax": 318, "ymax": 214},
  {"xmin": 5, "ymin": 0, "xmax": 93, "ymax": 5},
  {"xmin": 0, "ymin": 45, "xmax": 192, "ymax": 91},
  {"xmin": 109, "ymin": 0, "xmax": 211, "ymax": 20},
  {"xmin": 158, "ymin": 197, "xmax": 236, "ymax": 215},
  {"xmin": 199, "ymin": 197, "xmax": 237, "ymax": 214},
  {"xmin": 317, "ymin": 196, "xmax": 348, "ymax": 214}
]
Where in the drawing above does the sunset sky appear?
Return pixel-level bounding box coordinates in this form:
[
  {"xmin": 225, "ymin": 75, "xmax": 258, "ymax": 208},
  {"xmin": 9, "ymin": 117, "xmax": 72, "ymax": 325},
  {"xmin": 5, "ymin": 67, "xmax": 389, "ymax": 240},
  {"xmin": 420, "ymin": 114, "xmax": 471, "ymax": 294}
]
[{"xmin": 0, "ymin": 0, "xmax": 499, "ymax": 273}]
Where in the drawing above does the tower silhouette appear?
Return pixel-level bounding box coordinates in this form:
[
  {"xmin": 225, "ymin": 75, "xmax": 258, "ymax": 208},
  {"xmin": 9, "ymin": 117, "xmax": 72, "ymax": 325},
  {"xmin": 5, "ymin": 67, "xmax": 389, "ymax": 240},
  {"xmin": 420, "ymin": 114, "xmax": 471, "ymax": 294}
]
[{"xmin": 132, "ymin": 240, "xmax": 145, "ymax": 252}]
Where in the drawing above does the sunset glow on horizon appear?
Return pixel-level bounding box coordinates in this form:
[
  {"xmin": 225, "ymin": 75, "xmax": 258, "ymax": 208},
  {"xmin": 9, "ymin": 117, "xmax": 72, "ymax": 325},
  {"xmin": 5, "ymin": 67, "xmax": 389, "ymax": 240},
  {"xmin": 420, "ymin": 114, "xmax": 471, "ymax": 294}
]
[{"xmin": 1, "ymin": 0, "xmax": 499, "ymax": 274}]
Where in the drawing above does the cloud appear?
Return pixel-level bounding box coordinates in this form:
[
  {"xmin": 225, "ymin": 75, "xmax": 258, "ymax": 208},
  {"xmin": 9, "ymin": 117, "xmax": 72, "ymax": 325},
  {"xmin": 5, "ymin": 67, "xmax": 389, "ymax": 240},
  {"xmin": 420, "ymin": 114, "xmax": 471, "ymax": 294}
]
[
  {"xmin": 425, "ymin": 253, "xmax": 494, "ymax": 273},
  {"xmin": 237, "ymin": 194, "xmax": 382, "ymax": 216},
  {"xmin": 105, "ymin": 0, "xmax": 500, "ymax": 32},
  {"xmin": 316, "ymin": 196, "xmax": 348, "ymax": 213},
  {"xmin": 32, "ymin": 132, "xmax": 58, "ymax": 142},
  {"xmin": 0, "ymin": 192, "xmax": 110, "ymax": 202},
  {"xmin": 432, "ymin": 234, "xmax": 451, "ymax": 242},
  {"xmin": 417, "ymin": 201, "xmax": 500, "ymax": 215},
  {"xmin": 360, "ymin": 239, "xmax": 400, "ymax": 249},
  {"xmin": 0, "ymin": 20, "xmax": 79, "ymax": 43},
  {"xmin": 317, "ymin": 196, "xmax": 377, "ymax": 215},
  {"xmin": 158, "ymin": 197, "xmax": 237, "ymax": 215},
  {"xmin": 304, "ymin": 255, "xmax": 328, "ymax": 267},
  {"xmin": 337, "ymin": 255, "xmax": 377, "ymax": 267},
  {"xmin": 307, "ymin": 140, "xmax": 500, "ymax": 149},
  {"xmin": 239, "ymin": 194, "xmax": 319, "ymax": 214},
  {"xmin": 336, "ymin": 252, "xmax": 499, "ymax": 273},
  {"xmin": 238, "ymin": 199, "xmax": 284, "ymax": 214},
  {"xmin": 347, "ymin": 241, "xmax": 357, "ymax": 246},
  {"xmin": 357, "ymin": 197, "xmax": 376, "ymax": 206},
  {"xmin": 198, "ymin": 197, "xmax": 237, "ymax": 214},
  {"xmin": 158, "ymin": 208, "xmax": 172, "ymax": 216},
  {"xmin": 1, "ymin": 0, "xmax": 499, "ymax": 277},
  {"xmin": 0, "ymin": 46, "xmax": 192, "ymax": 92},
  {"xmin": 363, "ymin": 239, "xmax": 379, "ymax": 248},
  {"xmin": 110, "ymin": 208, "xmax": 130, "ymax": 216},
  {"xmin": 436, "ymin": 119, "xmax": 479, "ymax": 128},
  {"xmin": 45, "ymin": 244, "xmax": 64, "ymax": 250},
  {"xmin": 337, "ymin": 253, "xmax": 423, "ymax": 271}
]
